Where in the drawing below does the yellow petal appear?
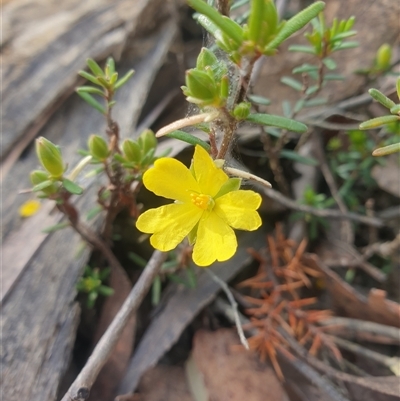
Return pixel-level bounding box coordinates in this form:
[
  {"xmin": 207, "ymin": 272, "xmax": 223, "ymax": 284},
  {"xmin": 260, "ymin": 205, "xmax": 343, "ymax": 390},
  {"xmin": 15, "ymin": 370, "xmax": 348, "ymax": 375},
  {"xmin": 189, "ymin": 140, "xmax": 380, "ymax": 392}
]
[
  {"xmin": 136, "ymin": 203, "xmax": 202, "ymax": 251},
  {"xmin": 143, "ymin": 158, "xmax": 200, "ymax": 203},
  {"xmin": 214, "ymin": 190, "xmax": 262, "ymax": 230},
  {"xmin": 19, "ymin": 200, "xmax": 41, "ymax": 218},
  {"xmin": 192, "ymin": 211, "xmax": 237, "ymax": 266},
  {"xmin": 192, "ymin": 145, "xmax": 228, "ymax": 197}
]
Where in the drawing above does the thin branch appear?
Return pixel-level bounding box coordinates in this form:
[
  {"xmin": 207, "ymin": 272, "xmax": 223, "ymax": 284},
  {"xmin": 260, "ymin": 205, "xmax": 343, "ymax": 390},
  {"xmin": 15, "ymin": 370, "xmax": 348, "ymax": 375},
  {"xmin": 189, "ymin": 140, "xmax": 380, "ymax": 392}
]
[
  {"xmin": 260, "ymin": 186, "xmax": 384, "ymax": 227},
  {"xmin": 328, "ymin": 335, "xmax": 400, "ymax": 375},
  {"xmin": 318, "ymin": 317, "xmax": 400, "ymax": 345},
  {"xmin": 61, "ymin": 250, "xmax": 167, "ymax": 401},
  {"xmin": 206, "ymin": 269, "xmax": 249, "ymax": 350}
]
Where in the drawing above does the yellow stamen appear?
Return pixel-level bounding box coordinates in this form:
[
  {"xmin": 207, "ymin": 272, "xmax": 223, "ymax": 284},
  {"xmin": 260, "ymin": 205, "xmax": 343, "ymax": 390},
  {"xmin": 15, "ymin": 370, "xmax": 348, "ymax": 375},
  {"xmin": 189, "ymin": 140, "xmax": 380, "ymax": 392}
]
[{"xmin": 190, "ymin": 193, "xmax": 214, "ymax": 210}]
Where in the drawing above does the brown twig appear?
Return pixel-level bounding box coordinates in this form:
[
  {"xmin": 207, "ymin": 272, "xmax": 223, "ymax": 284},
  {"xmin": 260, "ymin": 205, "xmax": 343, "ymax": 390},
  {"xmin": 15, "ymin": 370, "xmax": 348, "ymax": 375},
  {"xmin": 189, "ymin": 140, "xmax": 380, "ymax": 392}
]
[
  {"xmin": 318, "ymin": 317, "xmax": 400, "ymax": 345},
  {"xmin": 61, "ymin": 250, "xmax": 167, "ymax": 401},
  {"xmin": 260, "ymin": 186, "xmax": 384, "ymax": 227},
  {"xmin": 328, "ymin": 335, "xmax": 400, "ymax": 375}
]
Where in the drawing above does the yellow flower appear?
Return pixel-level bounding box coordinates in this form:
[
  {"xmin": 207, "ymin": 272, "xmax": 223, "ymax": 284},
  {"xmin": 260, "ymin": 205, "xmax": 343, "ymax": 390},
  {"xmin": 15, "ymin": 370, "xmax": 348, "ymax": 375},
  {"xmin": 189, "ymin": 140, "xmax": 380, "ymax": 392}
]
[
  {"xmin": 19, "ymin": 199, "xmax": 41, "ymax": 218},
  {"xmin": 136, "ymin": 145, "xmax": 262, "ymax": 266}
]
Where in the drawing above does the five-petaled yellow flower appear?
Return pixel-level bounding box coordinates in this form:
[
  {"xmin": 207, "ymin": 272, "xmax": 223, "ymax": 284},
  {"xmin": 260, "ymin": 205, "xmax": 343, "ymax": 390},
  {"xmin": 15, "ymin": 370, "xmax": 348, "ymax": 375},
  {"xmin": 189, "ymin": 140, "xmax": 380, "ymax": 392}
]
[{"xmin": 136, "ymin": 145, "xmax": 262, "ymax": 266}]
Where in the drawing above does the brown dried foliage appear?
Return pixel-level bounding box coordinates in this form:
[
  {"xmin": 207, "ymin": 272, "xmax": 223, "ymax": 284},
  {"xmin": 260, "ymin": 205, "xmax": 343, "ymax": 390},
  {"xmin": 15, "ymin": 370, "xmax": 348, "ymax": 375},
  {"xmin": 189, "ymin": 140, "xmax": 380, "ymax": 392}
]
[{"xmin": 239, "ymin": 225, "xmax": 342, "ymax": 380}]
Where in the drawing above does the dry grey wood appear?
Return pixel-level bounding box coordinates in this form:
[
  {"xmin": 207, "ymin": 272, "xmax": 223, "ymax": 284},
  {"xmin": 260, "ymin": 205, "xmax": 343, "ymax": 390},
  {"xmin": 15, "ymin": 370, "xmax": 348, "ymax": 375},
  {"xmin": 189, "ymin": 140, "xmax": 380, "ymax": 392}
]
[
  {"xmin": 117, "ymin": 231, "xmax": 266, "ymax": 395},
  {"xmin": 0, "ymin": 14, "xmax": 178, "ymax": 401},
  {"xmin": 1, "ymin": 0, "xmax": 154, "ymax": 162}
]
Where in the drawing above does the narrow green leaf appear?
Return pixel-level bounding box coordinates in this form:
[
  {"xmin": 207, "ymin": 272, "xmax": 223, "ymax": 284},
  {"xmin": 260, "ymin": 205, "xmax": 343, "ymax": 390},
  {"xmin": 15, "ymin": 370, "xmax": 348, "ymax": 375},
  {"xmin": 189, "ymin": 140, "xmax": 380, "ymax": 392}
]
[
  {"xmin": 390, "ymin": 104, "xmax": 400, "ymax": 115},
  {"xmin": 152, "ymin": 276, "xmax": 162, "ymax": 306},
  {"xmin": 128, "ymin": 252, "xmax": 147, "ymax": 267},
  {"xmin": 292, "ymin": 64, "xmax": 319, "ymax": 74},
  {"xmin": 359, "ymin": 115, "xmax": 399, "ymax": 130},
  {"xmin": 76, "ymin": 86, "xmax": 105, "ymax": 96},
  {"xmin": 288, "ymin": 45, "xmax": 316, "ymax": 54},
  {"xmin": 396, "ymin": 77, "xmax": 400, "ymax": 100},
  {"xmin": 165, "ymin": 130, "xmax": 211, "ymax": 152},
  {"xmin": 42, "ymin": 222, "xmax": 70, "ymax": 233},
  {"xmin": 246, "ymin": 113, "xmax": 308, "ymax": 133},
  {"xmin": 32, "ymin": 180, "xmax": 54, "ymax": 192},
  {"xmin": 294, "ymin": 99, "xmax": 305, "ymax": 113},
  {"xmin": 280, "ymin": 149, "xmax": 319, "ymax": 166},
  {"xmin": 247, "ymin": 94, "xmax": 271, "ymax": 105},
  {"xmin": 86, "ymin": 205, "xmax": 104, "ymax": 220},
  {"xmin": 281, "ymin": 76, "xmax": 303, "ymax": 91},
  {"xmin": 98, "ymin": 286, "xmax": 114, "ymax": 297},
  {"xmin": 322, "ymin": 58, "xmax": 337, "ymax": 70},
  {"xmin": 78, "ymin": 70, "xmax": 102, "ymax": 86},
  {"xmin": 62, "ymin": 178, "xmax": 83, "ymax": 195},
  {"xmin": 331, "ymin": 30, "xmax": 357, "ymax": 41},
  {"xmin": 305, "ymin": 85, "xmax": 319, "ymax": 95},
  {"xmin": 368, "ymin": 88, "xmax": 396, "ymax": 110},
  {"xmin": 77, "ymin": 91, "xmax": 106, "ymax": 114},
  {"xmin": 282, "ymin": 100, "xmax": 291, "ymax": 117},
  {"xmin": 303, "ymin": 97, "xmax": 328, "ymax": 107},
  {"xmin": 86, "ymin": 58, "xmax": 105, "ymax": 77},
  {"xmin": 323, "ymin": 74, "xmax": 345, "ymax": 81},
  {"xmin": 333, "ymin": 41, "xmax": 358, "ymax": 51},
  {"xmin": 248, "ymin": 0, "xmax": 264, "ymax": 44},
  {"xmin": 106, "ymin": 57, "xmax": 115, "ymax": 75},
  {"xmin": 188, "ymin": 0, "xmax": 243, "ymax": 45},
  {"xmin": 372, "ymin": 143, "xmax": 400, "ymax": 156},
  {"xmin": 264, "ymin": 1, "xmax": 325, "ymax": 52},
  {"xmin": 114, "ymin": 70, "xmax": 135, "ymax": 89}
]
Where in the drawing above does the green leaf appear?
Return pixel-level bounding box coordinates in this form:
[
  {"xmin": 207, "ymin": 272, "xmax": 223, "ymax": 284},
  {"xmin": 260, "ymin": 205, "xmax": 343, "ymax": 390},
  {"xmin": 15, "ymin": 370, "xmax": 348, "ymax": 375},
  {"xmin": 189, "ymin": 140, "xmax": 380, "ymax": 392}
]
[
  {"xmin": 215, "ymin": 178, "xmax": 242, "ymax": 198},
  {"xmin": 264, "ymin": 1, "xmax": 325, "ymax": 52},
  {"xmin": 165, "ymin": 130, "xmax": 211, "ymax": 152},
  {"xmin": 114, "ymin": 70, "xmax": 135, "ymax": 89},
  {"xmin": 322, "ymin": 58, "xmax": 337, "ymax": 70},
  {"xmin": 77, "ymin": 91, "xmax": 106, "ymax": 114},
  {"xmin": 247, "ymin": 94, "xmax": 271, "ymax": 105},
  {"xmin": 288, "ymin": 45, "xmax": 316, "ymax": 54},
  {"xmin": 280, "ymin": 149, "xmax": 319, "ymax": 166},
  {"xmin": 98, "ymin": 286, "xmax": 114, "ymax": 297},
  {"xmin": 333, "ymin": 41, "xmax": 358, "ymax": 51},
  {"xmin": 390, "ymin": 104, "xmax": 400, "ymax": 115},
  {"xmin": 62, "ymin": 178, "xmax": 83, "ymax": 195},
  {"xmin": 372, "ymin": 143, "xmax": 400, "ymax": 157},
  {"xmin": 294, "ymin": 99, "xmax": 305, "ymax": 113},
  {"xmin": 42, "ymin": 222, "xmax": 70, "ymax": 233},
  {"xmin": 32, "ymin": 180, "xmax": 54, "ymax": 192},
  {"xmin": 152, "ymin": 276, "xmax": 162, "ymax": 306},
  {"xmin": 76, "ymin": 86, "xmax": 105, "ymax": 96},
  {"xmin": 323, "ymin": 74, "xmax": 345, "ymax": 81},
  {"xmin": 246, "ymin": 113, "xmax": 308, "ymax": 133},
  {"xmin": 292, "ymin": 64, "xmax": 319, "ymax": 74},
  {"xmin": 359, "ymin": 115, "xmax": 399, "ymax": 130},
  {"xmin": 188, "ymin": 0, "xmax": 243, "ymax": 45},
  {"xmin": 78, "ymin": 70, "xmax": 102, "ymax": 86},
  {"xmin": 281, "ymin": 76, "xmax": 303, "ymax": 91},
  {"xmin": 368, "ymin": 88, "xmax": 396, "ymax": 110},
  {"xmin": 86, "ymin": 58, "xmax": 105, "ymax": 77},
  {"xmin": 303, "ymin": 97, "xmax": 328, "ymax": 107},
  {"xmin": 128, "ymin": 252, "xmax": 147, "ymax": 267},
  {"xmin": 86, "ymin": 205, "xmax": 103, "ymax": 220},
  {"xmin": 106, "ymin": 57, "xmax": 115, "ymax": 75},
  {"xmin": 331, "ymin": 30, "xmax": 357, "ymax": 41}
]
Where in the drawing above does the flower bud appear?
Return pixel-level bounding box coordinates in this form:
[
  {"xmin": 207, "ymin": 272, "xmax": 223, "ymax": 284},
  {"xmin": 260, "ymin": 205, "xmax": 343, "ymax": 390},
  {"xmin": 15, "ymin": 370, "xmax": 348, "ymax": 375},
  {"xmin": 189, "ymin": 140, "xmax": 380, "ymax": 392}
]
[
  {"xmin": 196, "ymin": 48, "xmax": 219, "ymax": 71},
  {"xmin": 232, "ymin": 102, "xmax": 251, "ymax": 120},
  {"xmin": 122, "ymin": 139, "xmax": 141, "ymax": 163},
  {"xmin": 30, "ymin": 170, "xmax": 58, "ymax": 195},
  {"xmin": 376, "ymin": 44, "xmax": 392, "ymax": 71},
  {"xmin": 139, "ymin": 130, "xmax": 157, "ymax": 155},
  {"xmin": 35, "ymin": 137, "xmax": 65, "ymax": 178},
  {"xmin": 185, "ymin": 69, "xmax": 216, "ymax": 102},
  {"xmin": 88, "ymin": 134, "xmax": 109, "ymax": 161}
]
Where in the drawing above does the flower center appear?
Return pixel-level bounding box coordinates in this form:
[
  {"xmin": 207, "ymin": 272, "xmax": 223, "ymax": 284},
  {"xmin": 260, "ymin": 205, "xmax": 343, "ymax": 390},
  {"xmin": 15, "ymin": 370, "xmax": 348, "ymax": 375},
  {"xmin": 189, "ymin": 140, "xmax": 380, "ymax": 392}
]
[{"xmin": 190, "ymin": 192, "xmax": 214, "ymax": 211}]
